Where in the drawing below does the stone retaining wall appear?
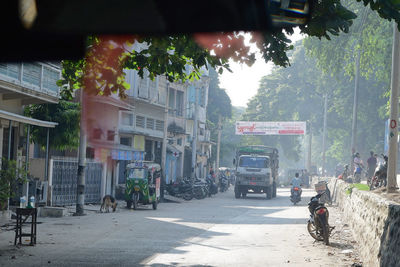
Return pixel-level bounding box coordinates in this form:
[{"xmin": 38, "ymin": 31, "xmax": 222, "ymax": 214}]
[{"xmin": 311, "ymin": 177, "xmax": 400, "ymax": 267}]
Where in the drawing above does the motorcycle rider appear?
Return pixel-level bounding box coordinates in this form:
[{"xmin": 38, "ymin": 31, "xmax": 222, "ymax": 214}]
[{"xmin": 290, "ymin": 173, "xmax": 302, "ymax": 198}]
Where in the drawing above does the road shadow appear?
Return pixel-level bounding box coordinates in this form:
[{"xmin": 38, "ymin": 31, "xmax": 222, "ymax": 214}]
[{"xmin": 0, "ymin": 188, "xmax": 317, "ymax": 266}]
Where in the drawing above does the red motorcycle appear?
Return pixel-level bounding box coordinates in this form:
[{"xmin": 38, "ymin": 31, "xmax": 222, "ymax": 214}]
[{"xmin": 307, "ymin": 192, "xmax": 334, "ymax": 245}]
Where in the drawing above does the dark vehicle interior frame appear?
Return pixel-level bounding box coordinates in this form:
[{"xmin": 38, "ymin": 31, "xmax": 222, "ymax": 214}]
[{"xmin": 1, "ymin": 0, "xmax": 310, "ymax": 61}]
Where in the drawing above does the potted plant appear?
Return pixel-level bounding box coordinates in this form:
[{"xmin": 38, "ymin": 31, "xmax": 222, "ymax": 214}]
[{"xmin": 0, "ymin": 158, "xmax": 27, "ymax": 211}]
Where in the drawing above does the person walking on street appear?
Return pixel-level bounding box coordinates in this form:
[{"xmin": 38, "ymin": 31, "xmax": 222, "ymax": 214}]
[{"xmin": 367, "ymin": 151, "xmax": 377, "ymax": 180}]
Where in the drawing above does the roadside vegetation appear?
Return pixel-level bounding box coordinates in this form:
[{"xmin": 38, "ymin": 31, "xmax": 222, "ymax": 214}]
[{"xmin": 346, "ymin": 183, "xmax": 370, "ymax": 195}]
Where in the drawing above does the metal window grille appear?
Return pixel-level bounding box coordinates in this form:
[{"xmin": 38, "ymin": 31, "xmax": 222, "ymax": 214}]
[
  {"xmin": 22, "ymin": 63, "xmax": 41, "ymax": 87},
  {"xmin": 0, "ymin": 63, "xmax": 20, "ymax": 80},
  {"xmin": 42, "ymin": 66, "xmax": 60, "ymax": 94},
  {"xmin": 155, "ymin": 120, "xmax": 164, "ymax": 131},
  {"xmin": 136, "ymin": 115, "xmax": 145, "ymax": 128},
  {"xmin": 146, "ymin": 118, "xmax": 155, "ymax": 130}
]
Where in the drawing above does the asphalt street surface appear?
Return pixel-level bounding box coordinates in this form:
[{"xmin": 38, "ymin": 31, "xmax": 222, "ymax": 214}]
[{"xmin": 0, "ymin": 188, "xmax": 360, "ymax": 266}]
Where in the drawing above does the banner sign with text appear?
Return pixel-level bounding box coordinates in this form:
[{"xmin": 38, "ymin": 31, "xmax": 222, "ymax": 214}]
[{"xmin": 235, "ymin": 121, "xmax": 306, "ymax": 135}]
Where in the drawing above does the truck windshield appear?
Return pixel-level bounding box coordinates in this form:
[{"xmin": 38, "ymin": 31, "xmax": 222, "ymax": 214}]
[{"xmin": 239, "ymin": 157, "xmax": 269, "ymax": 168}]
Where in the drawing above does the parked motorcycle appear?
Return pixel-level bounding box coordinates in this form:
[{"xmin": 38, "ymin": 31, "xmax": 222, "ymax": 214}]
[
  {"xmin": 307, "ymin": 192, "xmax": 334, "ymax": 245},
  {"xmin": 166, "ymin": 178, "xmax": 193, "ymax": 200},
  {"xmin": 368, "ymin": 154, "xmax": 388, "ymax": 190},
  {"xmin": 290, "ymin": 187, "xmax": 301, "ymax": 205},
  {"xmin": 193, "ymin": 178, "xmax": 207, "ymax": 199}
]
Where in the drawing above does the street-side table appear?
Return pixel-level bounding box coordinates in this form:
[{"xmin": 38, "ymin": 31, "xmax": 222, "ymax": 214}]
[{"xmin": 14, "ymin": 208, "xmax": 37, "ymax": 246}]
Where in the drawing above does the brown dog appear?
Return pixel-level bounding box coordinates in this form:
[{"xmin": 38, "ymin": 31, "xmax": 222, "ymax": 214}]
[{"xmin": 100, "ymin": 195, "xmax": 117, "ymax": 213}]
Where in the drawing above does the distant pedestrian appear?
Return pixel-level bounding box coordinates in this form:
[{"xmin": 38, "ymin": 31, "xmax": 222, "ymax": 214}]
[
  {"xmin": 367, "ymin": 151, "xmax": 377, "ymax": 179},
  {"xmin": 353, "ymin": 152, "xmax": 364, "ymax": 183}
]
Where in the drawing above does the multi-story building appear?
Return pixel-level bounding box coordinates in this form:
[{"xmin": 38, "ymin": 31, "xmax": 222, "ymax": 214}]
[
  {"xmin": 165, "ymin": 81, "xmax": 186, "ymax": 183},
  {"xmin": 184, "ymin": 74, "xmax": 211, "ymax": 179},
  {"xmin": 85, "ymin": 94, "xmax": 136, "ymax": 197},
  {"xmin": 0, "ymin": 62, "xmax": 60, "ymax": 201},
  {"xmin": 116, "ymin": 69, "xmax": 168, "ymax": 189},
  {"xmin": 117, "ymin": 68, "xmax": 211, "ymax": 188}
]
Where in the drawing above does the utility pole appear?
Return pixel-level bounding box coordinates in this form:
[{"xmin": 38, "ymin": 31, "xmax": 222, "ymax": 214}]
[
  {"xmin": 216, "ymin": 115, "xmax": 222, "ymax": 174},
  {"xmin": 387, "ymin": 22, "xmax": 400, "ymax": 193},
  {"xmin": 307, "ymin": 122, "xmax": 312, "ymax": 173},
  {"xmin": 24, "ymin": 125, "xmax": 30, "ymax": 199},
  {"xmin": 161, "ymin": 83, "xmax": 170, "ymax": 199},
  {"xmin": 191, "ymin": 86, "xmax": 199, "ymax": 180},
  {"xmin": 350, "ymin": 49, "xmax": 361, "ymax": 173},
  {"xmin": 321, "ymin": 93, "xmax": 328, "ymax": 177},
  {"xmin": 74, "ymin": 89, "xmax": 86, "ymax": 216}
]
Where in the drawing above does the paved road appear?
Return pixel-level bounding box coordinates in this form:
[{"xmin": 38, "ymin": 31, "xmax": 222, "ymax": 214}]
[{"xmin": 0, "ymin": 188, "xmax": 358, "ymax": 266}]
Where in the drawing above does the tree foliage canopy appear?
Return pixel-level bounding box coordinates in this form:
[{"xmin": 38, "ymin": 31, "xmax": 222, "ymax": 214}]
[
  {"xmin": 206, "ymin": 67, "xmax": 233, "ymax": 165},
  {"xmin": 304, "ymin": 0, "xmax": 392, "ymax": 84},
  {"xmin": 24, "ymin": 92, "xmax": 80, "ymax": 151},
  {"xmin": 242, "ymin": 41, "xmax": 388, "ymax": 169}
]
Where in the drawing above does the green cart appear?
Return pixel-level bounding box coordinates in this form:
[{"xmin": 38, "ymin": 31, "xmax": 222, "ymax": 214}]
[{"xmin": 125, "ymin": 162, "xmax": 161, "ymax": 210}]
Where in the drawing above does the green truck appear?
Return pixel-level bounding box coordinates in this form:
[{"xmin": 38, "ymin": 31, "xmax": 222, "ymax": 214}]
[{"xmin": 233, "ymin": 146, "xmax": 279, "ymax": 199}]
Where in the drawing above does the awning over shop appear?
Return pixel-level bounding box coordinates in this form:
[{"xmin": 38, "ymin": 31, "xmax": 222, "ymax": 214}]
[
  {"xmin": 111, "ymin": 149, "xmax": 144, "ymax": 161},
  {"xmin": 0, "ymin": 109, "xmax": 58, "ymax": 128}
]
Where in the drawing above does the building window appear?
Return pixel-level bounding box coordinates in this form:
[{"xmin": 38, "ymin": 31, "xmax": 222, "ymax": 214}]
[
  {"xmin": 42, "ymin": 66, "xmax": 59, "ymax": 94},
  {"xmin": 177, "ymin": 138, "xmax": 182, "ymax": 146},
  {"xmin": 86, "ymin": 147, "xmax": 95, "ymax": 159},
  {"xmin": 107, "ymin": 130, "xmax": 115, "ymax": 141},
  {"xmin": 136, "ymin": 115, "xmax": 145, "ymax": 128},
  {"xmin": 120, "ymin": 137, "xmax": 132, "ymax": 146},
  {"xmin": 168, "ymin": 88, "xmax": 175, "ymax": 115},
  {"xmin": 149, "ymin": 79, "xmax": 158, "ymax": 101},
  {"xmin": 176, "ymin": 91, "xmax": 184, "ymax": 116},
  {"xmin": 0, "ymin": 63, "xmax": 20, "ymax": 80},
  {"xmin": 22, "ymin": 63, "xmax": 41, "ymax": 87},
  {"xmin": 145, "ymin": 140, "xmax": 153, "ymax": 161},
  {"xmin": 121, "ymin": 112, "xmax": 133, "ymax": 126},
  {"xmin": 200, "ymin": 128, "xmax": 204, "ymax": 136},
  {"xmin": 138, "ymin": 77, "xmax": 149, "ymax": 99},
  {"xmin": 200, "ymin": 86, "xmax": 206, "ymax": 107},
  {"xmin": 92, "ymin": 128, "xmax": 102, "ymax": 140},
  {"xmin": 146, "ymin": 118, "xmax": 155, "ymax": 130},
  {"xmin": 155, "ymin": 120, "xmax": 164, "ymax": 132}
]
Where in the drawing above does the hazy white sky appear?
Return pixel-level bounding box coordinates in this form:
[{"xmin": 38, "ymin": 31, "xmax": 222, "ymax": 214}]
[{"xmin": 220, "ymin": 30, "xmax": 303, "ymax": 107}]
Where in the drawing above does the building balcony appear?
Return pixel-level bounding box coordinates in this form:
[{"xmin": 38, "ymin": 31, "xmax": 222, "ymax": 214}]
[
  {"xmin": 198, "ymin": 129, "xmax": 211, "ymax": 143},
  {"xmin": 0, "ymin": 62, "xmax": 60, "ymax": 104}
]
